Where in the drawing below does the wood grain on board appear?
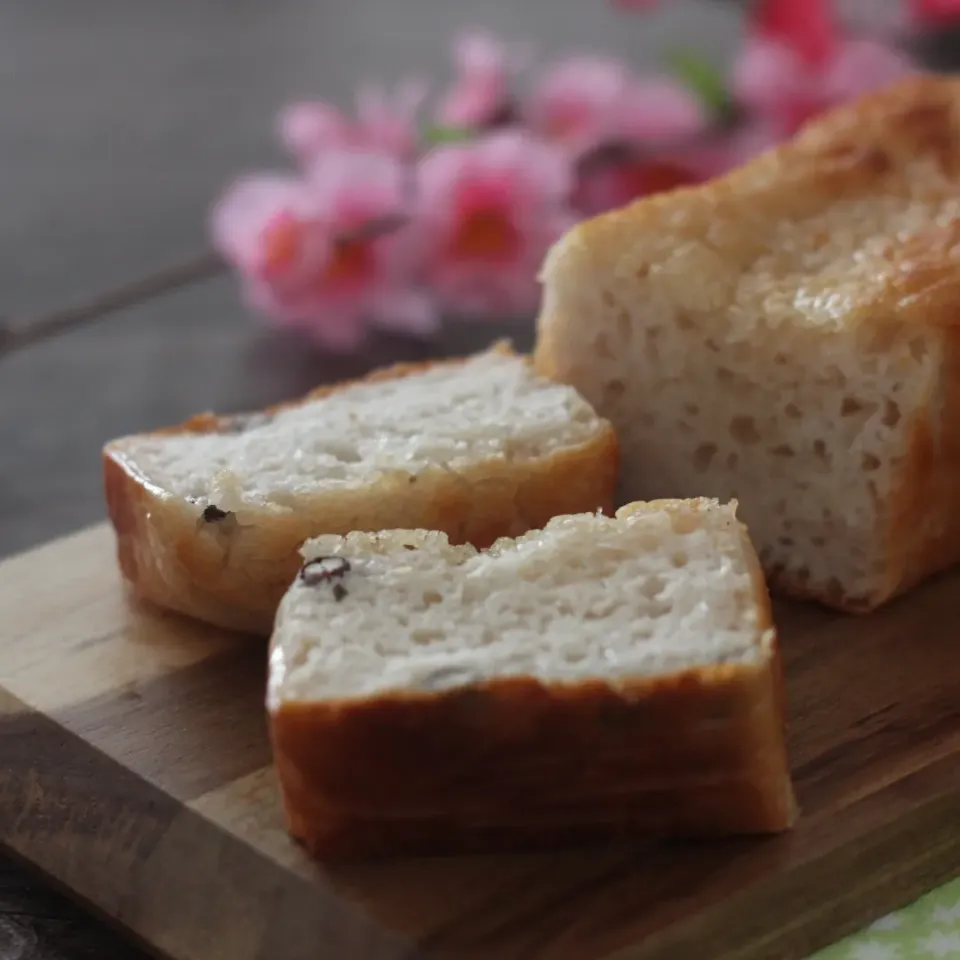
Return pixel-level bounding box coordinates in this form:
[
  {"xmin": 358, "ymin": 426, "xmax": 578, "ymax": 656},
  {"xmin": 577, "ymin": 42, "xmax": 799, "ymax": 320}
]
[{"xmin": 1, "ymin": 524, "xmax": 959, "ymax": 960}]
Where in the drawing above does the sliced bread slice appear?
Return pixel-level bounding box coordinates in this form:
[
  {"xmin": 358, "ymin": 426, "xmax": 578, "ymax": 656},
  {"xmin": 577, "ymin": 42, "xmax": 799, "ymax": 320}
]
[
  {"xmin": 534, "ymin": 76, "xmax": 960, "ymax": 613},
  {"xmin": 268, "ymin": 498, "xmax": 796, "ymax": 861},
  {"xmin": 103, "ymin": 343, "xmax": 618, "ymax": 635}
]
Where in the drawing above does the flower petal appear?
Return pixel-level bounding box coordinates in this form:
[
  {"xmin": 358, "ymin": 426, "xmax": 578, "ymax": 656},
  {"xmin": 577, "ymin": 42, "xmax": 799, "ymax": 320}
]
[
  {"xmin": 679, "ymin": 119, "xmax": 784, "ymax": 180},
  {"xmin": 302, "ymin": 307, "xmax": 371, "ymax": 352},
  {"xmin": 454, "ymin": 29, "xmax": 507, "ymax": 75},
  {"xmin": 368, "ymin": 287, "xmax": 440, "ymax": 335},
  {"xmin": 306, "ymin": 149, "xmax": 409, "ymax": 222},
  {"xmin": 355, "ymin": 81, "xmax": 426, "ymax": 158},
  {"xmin": 751, "ymin": 0, "xmax": 839, "ymax": 67},
  {"xmin": 277, "ymin": 101, "xmax": 353, "ymax": 162},
  {"xmin": 823, "ymin": 38, "xmax": 917, "ymax": 100},
  {"xmin": 471, "ymin": 130, "xmax": 573, "ymax": 205},
  {"xmin": 209, "ymin": 174, "xmax": 321, "ymax": 270},
  {"xmin": 417, "ymin": 143, "xmax": 472, "ymax": 213},
  {"xmin": 731, "ymin": 37, "xmax": 807, "ymax": 115},
  {"xmin": 435, "ymin": 28, "xmax": 516, "ymax": 129},
  {"xmin": 909, "ymin": 0, "xmax": 960, "ymax": 27},
  {"xmin": 617, "ymin": 77, "xmax": 709, "ymax": 145},
  {"xmin": 526, "ymin": 56, "xmax": 635, "ymax": 153},
  {"xmin": 417, "ymin": 130, "xmax": 575, "ymax": 320}
]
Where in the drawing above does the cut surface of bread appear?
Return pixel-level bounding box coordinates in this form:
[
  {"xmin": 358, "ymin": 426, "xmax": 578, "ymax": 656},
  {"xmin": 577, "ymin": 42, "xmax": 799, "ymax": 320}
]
[
  {"xmin": 534, "ymin": 76, "xmax": 960, "ymax": 613},
  {"xmin": 268, "ymin": 498, "xmax": 796, "ymax": 860},
  {"xmin": 104, "ymin": 343, "xmax": 618, "ymax": 635}
]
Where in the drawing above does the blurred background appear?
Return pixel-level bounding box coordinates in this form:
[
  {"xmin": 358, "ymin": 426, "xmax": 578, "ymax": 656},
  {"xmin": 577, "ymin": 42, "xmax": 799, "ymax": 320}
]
[{"xmin": 0, "ymin": 0, "xmax": 958, "ymax": 551}]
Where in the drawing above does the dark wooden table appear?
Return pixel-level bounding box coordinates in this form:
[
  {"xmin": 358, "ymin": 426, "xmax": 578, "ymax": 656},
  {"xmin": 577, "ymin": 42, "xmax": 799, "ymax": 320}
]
[{"xmin": 19, "ymin": 1, "xmax": 955, "ymax": 957}]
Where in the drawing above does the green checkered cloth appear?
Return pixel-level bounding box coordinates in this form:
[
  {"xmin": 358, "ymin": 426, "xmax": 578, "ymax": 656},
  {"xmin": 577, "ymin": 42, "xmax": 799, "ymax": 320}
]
[{"xmin": 812, "ymin": 876, "xmax": 960, "ymax": 959}]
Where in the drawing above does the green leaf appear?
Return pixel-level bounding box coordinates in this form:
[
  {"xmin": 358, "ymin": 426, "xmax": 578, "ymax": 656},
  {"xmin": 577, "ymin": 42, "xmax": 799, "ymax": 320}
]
[
  {"xmin": 665, "ymin": 48, "xmax": 734, "ymax": 121},
  {"xmin": 422, "ymin": 124, "xmax": 475, "ymax": 146}
]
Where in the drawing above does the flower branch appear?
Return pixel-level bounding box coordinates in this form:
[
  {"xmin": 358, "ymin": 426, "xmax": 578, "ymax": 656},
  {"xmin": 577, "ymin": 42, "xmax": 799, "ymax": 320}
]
[{"xmin": 211, "ymin": 0, "xmax": 957, "ymax": 352}]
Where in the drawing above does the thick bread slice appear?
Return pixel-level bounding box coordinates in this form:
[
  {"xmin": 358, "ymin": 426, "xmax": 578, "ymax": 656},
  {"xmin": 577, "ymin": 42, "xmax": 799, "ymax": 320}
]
[
  {"xmin": 103, "ymin": 343, "xmax": 618, "ymax": 635},
  {"xmin": 534, "ymin": 76, "xmax": 960, "ymax": 613},
  {"xmin": 268, "ymin": 498, "xmax": 796, "ymax": 861}
]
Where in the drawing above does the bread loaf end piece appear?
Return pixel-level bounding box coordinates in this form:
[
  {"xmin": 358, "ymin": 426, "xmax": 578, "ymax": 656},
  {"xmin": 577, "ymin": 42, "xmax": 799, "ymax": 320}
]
[{"xmin": 535, "ymin": 76, "xmax": 960, "ymax": 612}]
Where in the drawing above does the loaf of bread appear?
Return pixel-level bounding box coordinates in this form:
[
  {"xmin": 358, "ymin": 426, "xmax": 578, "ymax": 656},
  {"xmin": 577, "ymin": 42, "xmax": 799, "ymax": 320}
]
[
  {"xmin": 103, "ymin": 343, "xmax": 618, "ymax": 635},
  {"xmin": 268, "ymin": 498, "xmax": 796, "ymax": 860},
  {"xmin": 534, "ymin": 76, "xmax": 960, "ymax": 613}
]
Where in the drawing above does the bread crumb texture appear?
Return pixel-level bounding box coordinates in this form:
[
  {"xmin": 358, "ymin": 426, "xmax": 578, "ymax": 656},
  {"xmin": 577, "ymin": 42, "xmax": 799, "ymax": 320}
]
[
  {"xmin": 119, "ymin": 348, "xmax": 604, "ymax": 512},
  {"xmin": 536, "ymin": 77, "xmax": 960, "ymax": 610},
  {"xmin": 270, "ymin": 499, "xmax": 772, "ymax": 706}
]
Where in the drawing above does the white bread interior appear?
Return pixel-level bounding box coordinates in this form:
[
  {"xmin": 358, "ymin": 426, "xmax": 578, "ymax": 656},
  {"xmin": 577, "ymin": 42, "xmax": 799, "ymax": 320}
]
[
  {"xmin": 117, "ymin": 345, "xmax": 605, "ymax": 511},
  {"xmin": 270, "ymin": 498, "xmax": 773, "ymax": 706}
]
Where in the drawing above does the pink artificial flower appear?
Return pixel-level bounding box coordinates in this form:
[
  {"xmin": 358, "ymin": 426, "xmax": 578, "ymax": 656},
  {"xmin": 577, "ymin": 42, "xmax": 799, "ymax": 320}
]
[
  {"xmin": 210, "ymin": 152, "xmax": 435, "ymax": 351},
  {"xmin": 616, "ymin": 77, "xmax": 710, "ymax": 145},
  {"xmin": 279, "ymin": 80, "xmax": 427, "ymax": 164},
  {"xmin": 573, "ymin": 151, "xmax": 702, "ymax": 217},
  {"xmin": 355, "ymin": 80, "xmax": 428, "ymax": 156},
  {"xmin": 416, "ymin": 131, "xmax": 575, "ymax": 317},
  {"xmin": 435, "ymin": 30, "xmax": 528, "ymax": 130},
  {"xmin": 752, "ymin": 0, "xmax": 838, "ymax": 67},
  {"xmin": 733, "ymin": 34, "xmax": 916, "ymax": 139},
  {"xmin": 526, "ymin": 57, "xmax": 633, "ymax": 155},
  {"xmin": 211, "ymin": 174, "xmax": 328, "ymax": 292},
  {"xmin": 678, "ymin": 119, "xmax": 785, "ymax": 180},
  {"xmin": 910, "ymin": 0, "xmax": 960, "ymax": 26},
  {"xmin": 526, "ymin": 57, "xmax": 706, "ymax": 156},
  {"xmin": 733, "ymin": 0, "xmax": 917, "ymax": 141},
  {"xmin": 278, "ymin": 103, "xmax": 352, "ymax": 164}
]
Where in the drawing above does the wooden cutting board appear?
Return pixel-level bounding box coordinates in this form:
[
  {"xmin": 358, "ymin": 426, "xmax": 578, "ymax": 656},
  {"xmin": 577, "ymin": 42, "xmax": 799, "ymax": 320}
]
[{"xmin": 2, "ymin": 525, "xmax": 960, "ymax": 960}]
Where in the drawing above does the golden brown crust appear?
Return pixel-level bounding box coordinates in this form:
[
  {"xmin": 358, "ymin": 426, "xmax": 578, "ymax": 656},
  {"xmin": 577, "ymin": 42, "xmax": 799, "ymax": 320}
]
[
  {"xmin": 883, "ymin": 325, "xmax": 960, "ymax": 606},
  {"xmin": 268, "ymin": 518, "xmax": 796, "ymax": 861},
  {"xmin": 270, "ymin": 663, "xmax": 795, "ymax": 861},
  {"xmin": 103, "ymin": 344, "xmax": 619, "ymax": 635},
  {"xmin": 787, "ymin": 74, "xmax": 960, "ymax": 196}
]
